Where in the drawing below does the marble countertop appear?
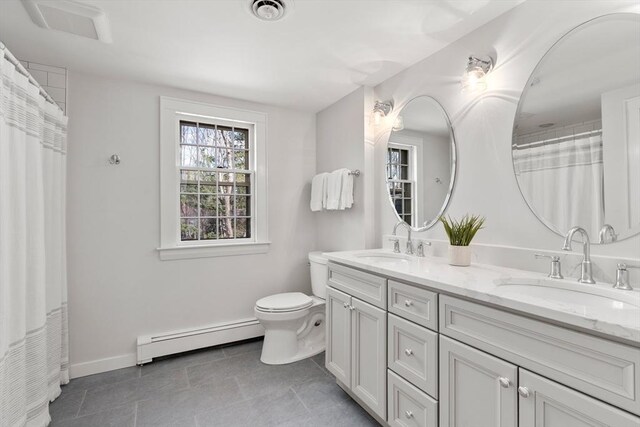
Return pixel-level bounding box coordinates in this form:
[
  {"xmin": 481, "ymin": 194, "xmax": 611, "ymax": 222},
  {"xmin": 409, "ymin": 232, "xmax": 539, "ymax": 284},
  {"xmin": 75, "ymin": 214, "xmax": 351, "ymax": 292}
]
[{"xmin": 324, "ymin": 249, "xmax": 640, "ymax": 345}]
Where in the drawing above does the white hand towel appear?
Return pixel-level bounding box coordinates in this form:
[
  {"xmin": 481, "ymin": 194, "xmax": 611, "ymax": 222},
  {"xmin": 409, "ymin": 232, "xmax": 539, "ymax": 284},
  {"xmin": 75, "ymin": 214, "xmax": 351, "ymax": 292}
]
[
  {"xmin": 339, "ymin": 168, "xmax": 354, "ymax": 209},
  {"xmin": 310, "ymin": 173, "xmax": 328, "ymax": 212},
  {"xmin": 325, "ymin": 169, "xmax": 344, "ymax": 210}
]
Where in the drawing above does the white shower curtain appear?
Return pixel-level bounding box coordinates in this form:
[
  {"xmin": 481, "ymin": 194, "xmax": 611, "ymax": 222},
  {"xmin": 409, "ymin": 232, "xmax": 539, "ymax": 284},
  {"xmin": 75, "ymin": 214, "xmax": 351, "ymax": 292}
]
[
  {"xmin": 0, "ymin": 49, "xmax": 69, "ymax": 427},
  {"xmin": 514, "ymin": 132, "xmax": 604, "ymax": 237}
]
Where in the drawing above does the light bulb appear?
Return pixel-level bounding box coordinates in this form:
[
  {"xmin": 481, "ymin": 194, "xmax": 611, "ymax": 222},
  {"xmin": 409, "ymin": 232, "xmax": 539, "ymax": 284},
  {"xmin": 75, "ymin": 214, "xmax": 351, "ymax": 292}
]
[
  {"xmin": 373, "ymin": 110, "xmax": 384, "ymax": 125},
  {"xmin": 462, "ymin": 67, "xmax": 487, "ymax": 93},
  {"xmin": 392, "ymin": 116, "xmax": 404, "ymax": 131}
]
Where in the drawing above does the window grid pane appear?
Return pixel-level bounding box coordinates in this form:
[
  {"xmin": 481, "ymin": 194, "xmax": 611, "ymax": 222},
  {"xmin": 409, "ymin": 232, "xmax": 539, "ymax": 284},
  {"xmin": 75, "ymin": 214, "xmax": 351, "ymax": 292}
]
[
  {"xmin": 180, "ymin": 120, "xmax": 253, "ymax": 241},
  {"xmin": 387, "ymin": 146, "xmax": 413, "ymax": 225}
]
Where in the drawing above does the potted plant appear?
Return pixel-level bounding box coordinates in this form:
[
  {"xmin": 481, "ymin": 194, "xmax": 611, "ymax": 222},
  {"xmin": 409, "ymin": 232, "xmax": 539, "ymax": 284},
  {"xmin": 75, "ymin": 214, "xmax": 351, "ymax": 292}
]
[{"xmin": 440, "ymin": 215, "xmax": 485, "ymax": 266}]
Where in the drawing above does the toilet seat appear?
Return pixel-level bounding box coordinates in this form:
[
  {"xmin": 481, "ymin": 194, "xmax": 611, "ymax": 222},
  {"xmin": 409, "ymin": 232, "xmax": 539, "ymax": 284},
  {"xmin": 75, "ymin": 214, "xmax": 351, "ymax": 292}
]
[{"xmin": 255, "ymin": 292, "xmax": 313, "ymax": 313}]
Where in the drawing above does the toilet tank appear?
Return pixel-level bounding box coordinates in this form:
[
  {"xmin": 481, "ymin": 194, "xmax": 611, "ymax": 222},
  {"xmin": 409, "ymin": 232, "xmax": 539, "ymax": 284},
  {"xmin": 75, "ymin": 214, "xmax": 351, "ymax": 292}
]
[{"xmin": 308, "ymin": 252, "xmax": 328, "ymax": 300}]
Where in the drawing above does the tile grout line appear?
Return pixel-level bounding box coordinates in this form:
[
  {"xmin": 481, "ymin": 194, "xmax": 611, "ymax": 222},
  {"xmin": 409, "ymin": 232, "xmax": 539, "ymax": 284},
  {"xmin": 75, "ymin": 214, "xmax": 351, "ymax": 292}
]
[
  {"xmin": 133, "ymin": 401, "xmax": 138, "ymax": 427},
  {"xmin": 74, "ymin": 390, "xmax": 87, "ymax": 418},
  {"xmin": 290, "ymin": 385, "xmax": 313, "ymax": 416}
]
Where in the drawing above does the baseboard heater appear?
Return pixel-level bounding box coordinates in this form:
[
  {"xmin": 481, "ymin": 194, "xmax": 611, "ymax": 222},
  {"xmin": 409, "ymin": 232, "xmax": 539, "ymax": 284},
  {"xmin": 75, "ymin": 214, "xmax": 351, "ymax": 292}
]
[{"xmin": 136, "ymin": 317, "xmax": 264, "ymax": 365}]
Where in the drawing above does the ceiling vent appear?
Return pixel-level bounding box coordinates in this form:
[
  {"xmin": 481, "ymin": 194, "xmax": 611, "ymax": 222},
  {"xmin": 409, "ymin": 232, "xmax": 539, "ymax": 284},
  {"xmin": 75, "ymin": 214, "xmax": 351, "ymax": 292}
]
[
  {"xmin": 21, "ymin": 0, "xmax": 112, "ymax": 43},
  {"xmin": 249, "ymin": 0, "xmax": 290, "ymax": 22}
]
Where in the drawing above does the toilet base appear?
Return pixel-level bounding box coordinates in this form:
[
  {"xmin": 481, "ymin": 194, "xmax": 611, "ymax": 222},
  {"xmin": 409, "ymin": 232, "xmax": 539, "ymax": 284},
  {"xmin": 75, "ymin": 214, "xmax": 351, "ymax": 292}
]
[{"xmin": 257, "ymin": 302, "xmax": 325, "ymax": 365}]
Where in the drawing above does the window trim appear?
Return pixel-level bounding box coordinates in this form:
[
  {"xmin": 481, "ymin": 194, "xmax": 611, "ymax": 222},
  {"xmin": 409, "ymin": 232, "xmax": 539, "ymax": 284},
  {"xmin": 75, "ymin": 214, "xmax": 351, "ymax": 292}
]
[
  {"xmin": 387, "ymin": 139, "xmax": 420, "ymax": 228},
  {"xmin": 158, "ymin": 97, "xmax": 269, "ymax": 260}
]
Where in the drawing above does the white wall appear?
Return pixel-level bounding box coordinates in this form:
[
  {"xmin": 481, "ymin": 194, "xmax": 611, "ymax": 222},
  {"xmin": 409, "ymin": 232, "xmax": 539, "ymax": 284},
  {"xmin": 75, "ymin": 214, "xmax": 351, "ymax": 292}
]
[
  {"xmin": 66, "ymin": 72, "xmax": 316, "ymax": 374},
  {"xmin": 374, "ymin": 0, "xmax": 640, "ymax": 264},
  {"xmin": 421, "ymin": 133, "xmax": 451, "ymax": 223},
  {"xmin": 315, "ymin": 86, "xmax": 376, "ymax": 251}
]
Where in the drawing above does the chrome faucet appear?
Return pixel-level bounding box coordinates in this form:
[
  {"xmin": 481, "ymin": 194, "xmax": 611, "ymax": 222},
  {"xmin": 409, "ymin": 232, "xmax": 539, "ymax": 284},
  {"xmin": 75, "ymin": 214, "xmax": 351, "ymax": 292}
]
[
  {"xmin": 562, "ymin": 226, "xmax": 595, "ymax": 284},
  {"xmin": 534, "ymin": 254, "xmax": 563, "ymax": 279},
  {"xmin": 598, "ymin": 224, "xmax": 618, "ymax": 244},
  {"xmin": 613, "ymin": 264, "xmax": 639, "ymax": 291},
  {"xmin": 393, "ymin": 221, "xmax": 413, "ymax": 255},
  {"xmin": 416, "ymin": 240, "xmax": 431, "ymax": 257}
]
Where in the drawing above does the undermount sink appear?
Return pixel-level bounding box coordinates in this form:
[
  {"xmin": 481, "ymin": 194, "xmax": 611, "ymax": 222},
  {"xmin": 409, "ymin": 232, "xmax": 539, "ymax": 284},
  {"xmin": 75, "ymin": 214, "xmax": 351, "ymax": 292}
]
[
  {"xmin": 352, "ymin": 251, "xmax": 411, "ymax": 265},
  {"xmin": 494, "ymin": 278, "xmax": 640, "ymax": 310}
]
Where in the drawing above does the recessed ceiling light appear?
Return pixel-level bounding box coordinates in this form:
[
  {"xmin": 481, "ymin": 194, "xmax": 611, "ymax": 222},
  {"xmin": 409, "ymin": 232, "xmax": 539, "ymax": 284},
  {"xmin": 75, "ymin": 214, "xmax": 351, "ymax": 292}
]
[{"xmin": 248, "ymin": 0, "xmax": 291, "ymax": 22}]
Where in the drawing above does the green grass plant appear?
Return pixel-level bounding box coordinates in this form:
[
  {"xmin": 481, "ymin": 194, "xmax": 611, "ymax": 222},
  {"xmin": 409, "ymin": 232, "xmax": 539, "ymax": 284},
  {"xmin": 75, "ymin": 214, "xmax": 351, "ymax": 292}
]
[{"xmin": 439, "ymin": 214, "xmax": 486, "ymax": 246}]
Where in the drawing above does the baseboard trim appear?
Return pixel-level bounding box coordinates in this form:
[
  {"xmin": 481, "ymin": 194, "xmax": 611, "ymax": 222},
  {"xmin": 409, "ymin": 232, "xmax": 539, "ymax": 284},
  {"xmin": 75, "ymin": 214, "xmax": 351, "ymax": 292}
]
[
  {"xmin": 137, "ymin": 317, "xmax": 265, "ymax": 364},
  {"xmin": 69, "ymin": 353, "xmax": 137, "ymax": 379}
]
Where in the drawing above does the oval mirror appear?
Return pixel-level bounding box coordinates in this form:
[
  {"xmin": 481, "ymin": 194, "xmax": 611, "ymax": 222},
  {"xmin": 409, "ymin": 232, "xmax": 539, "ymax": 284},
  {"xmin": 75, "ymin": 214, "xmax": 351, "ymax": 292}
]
[
  {"xmin": 385, "ymin": 96, "xmax": 457, "ymax": 230},
  {"xmin": 513, "ymin": 13, "xmax": 640, "ymax": 244}
]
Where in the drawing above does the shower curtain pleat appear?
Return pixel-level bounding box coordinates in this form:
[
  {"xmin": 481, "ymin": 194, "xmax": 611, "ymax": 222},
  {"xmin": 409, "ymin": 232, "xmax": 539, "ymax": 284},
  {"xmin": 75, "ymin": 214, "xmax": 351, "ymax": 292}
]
[
  {"xmin": 0, "ymin": 49, "xmax": 68, "ymax": 427},
  {"xmin": 514, "ymin": 132, "xmax": 604, "ymax": 236}
]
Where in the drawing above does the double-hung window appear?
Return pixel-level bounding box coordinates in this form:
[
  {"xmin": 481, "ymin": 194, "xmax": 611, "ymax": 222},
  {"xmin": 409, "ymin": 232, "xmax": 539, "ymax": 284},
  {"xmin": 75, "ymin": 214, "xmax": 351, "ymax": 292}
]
[{"xmin": 159, "ymin": 97, "xmax": 269, "ymax": 260}]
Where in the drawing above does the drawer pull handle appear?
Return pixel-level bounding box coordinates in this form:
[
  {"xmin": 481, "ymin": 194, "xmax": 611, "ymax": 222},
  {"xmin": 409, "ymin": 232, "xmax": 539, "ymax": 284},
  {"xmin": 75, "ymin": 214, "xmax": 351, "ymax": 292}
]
[
  {"xmin": 518, "ymin": 386, "xmax": 530, "ymax": 398},
  {"xmin": 405, "ymin": 410, "xmax": 413, "ymax": 418},
  {"xmin": 405, "ymin": 348, "xmax": 413, "ymax": 356},
  {"xmin": 498, "ymin": 377, "xmax": 511, "ymax": 388},
  {"xmin": 404, "ymin": 300, "xmax": 413, "ymax": 307}
]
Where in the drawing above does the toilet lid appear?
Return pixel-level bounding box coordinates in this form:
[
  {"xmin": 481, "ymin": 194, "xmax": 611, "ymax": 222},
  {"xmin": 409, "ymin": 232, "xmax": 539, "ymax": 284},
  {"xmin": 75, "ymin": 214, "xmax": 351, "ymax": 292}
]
[{"xmin": 256, "ymin": 292, "xmax": 313, "ymax": 312}]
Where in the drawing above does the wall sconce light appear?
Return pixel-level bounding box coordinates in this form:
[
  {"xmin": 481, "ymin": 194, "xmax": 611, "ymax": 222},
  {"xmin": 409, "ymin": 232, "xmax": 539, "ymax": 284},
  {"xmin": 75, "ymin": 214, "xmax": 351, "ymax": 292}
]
[
  {"xmin": 372, "ymin": 100, "xmax": 393, "ymax": 125},
  {"xmin": 461, "ymin": 55, "xmax": 493, "ymax": 93},
  {"xmin": 392, "ymin": 115, "xmax": 404, "ymax": 131}
]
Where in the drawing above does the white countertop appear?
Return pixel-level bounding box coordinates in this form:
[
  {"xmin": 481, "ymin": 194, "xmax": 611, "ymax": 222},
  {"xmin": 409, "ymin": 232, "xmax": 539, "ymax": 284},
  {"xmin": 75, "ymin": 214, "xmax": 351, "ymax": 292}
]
[{"xmin": 324, "ymin": 249, "xmax": 640, "ymax": 345}]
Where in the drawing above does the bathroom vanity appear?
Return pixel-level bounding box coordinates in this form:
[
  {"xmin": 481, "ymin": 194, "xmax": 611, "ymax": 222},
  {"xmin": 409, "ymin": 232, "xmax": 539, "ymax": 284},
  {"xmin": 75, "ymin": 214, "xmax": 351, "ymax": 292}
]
[{"xmin": 324, "ymin": 250, "xmax": 640, "ymax": 427}]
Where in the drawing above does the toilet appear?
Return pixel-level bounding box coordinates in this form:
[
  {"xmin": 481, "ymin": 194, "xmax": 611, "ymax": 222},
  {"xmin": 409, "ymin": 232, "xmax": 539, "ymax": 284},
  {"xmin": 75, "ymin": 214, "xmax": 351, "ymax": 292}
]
[{"xmin": 254, "ymin": 251, "xmax": 328, "ymax": 365}]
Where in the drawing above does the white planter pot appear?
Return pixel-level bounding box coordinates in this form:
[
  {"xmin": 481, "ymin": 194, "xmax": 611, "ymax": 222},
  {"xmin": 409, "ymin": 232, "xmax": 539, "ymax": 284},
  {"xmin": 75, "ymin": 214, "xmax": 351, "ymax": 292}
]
[{"xmin": 448, "ymin": 245, "xmax": 471, "ymax": 267}]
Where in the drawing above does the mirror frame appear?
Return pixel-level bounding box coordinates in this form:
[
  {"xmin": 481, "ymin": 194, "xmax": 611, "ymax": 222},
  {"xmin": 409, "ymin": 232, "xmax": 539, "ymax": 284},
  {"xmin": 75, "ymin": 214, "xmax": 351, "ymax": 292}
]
[
  {"xmin": 385, "ymin": 95, "xmax": 458, "ymax": 231},
  {"xmin": 511, "ymin": 13, "xmax": 640, "ymax": 243}
]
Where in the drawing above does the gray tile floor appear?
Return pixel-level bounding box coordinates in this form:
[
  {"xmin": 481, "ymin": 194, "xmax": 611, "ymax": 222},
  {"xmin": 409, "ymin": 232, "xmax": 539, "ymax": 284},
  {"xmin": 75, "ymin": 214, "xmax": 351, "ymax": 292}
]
[{"xmin": 50, "ymin": 338, "xmax": 379, "ymax": 427}]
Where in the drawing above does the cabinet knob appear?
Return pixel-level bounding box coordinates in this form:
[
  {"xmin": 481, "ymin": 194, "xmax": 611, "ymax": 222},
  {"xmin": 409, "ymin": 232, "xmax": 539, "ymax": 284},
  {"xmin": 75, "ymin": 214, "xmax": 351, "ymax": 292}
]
[
  {"xmin": 404, "ymin": 348, "xmax": 413, "ymax": 356},
  {"xmin": 349, "ymin": 305, "xmax": 355, "ymax": 311},
  {"xmin": 518, "ymin": 386, "xmax": 531, "ymax": 398},
  {"xmin": 498, "ymin": 377, "xmax": 511, "ymax": 388},
  {"xmin": 404, "ymin": 300, "xmax": 413, "ymax": 307},
  {"xmin": 343, "ymin": 302, "xmax": 349, "ymax": 309},
  {"xmin": 405, "ymin": 410, "xmax": 413, "ymax": 418}
]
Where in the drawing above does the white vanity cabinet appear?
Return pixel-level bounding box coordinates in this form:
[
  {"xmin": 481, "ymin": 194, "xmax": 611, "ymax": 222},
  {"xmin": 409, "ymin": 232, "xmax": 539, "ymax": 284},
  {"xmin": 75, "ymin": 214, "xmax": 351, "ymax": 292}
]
[
  {"xmin": 518, "ymin": 369, "xmax": 640, "ymax": 427},
  {"xmin": 326, "ymin": 284, "xmax": 387, "ymax": 419},
  {"xmin": 439, "ymin": 335, "xmax": 518, "ymax": 427},
  {"xmin": 325, "ymin": 260, "xmax": 640, "ymax": 427}
]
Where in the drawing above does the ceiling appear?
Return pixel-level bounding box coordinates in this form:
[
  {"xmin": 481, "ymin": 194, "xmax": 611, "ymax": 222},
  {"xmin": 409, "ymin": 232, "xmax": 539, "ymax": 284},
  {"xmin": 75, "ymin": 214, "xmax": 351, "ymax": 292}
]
[{"xmin": 0, "ymin": 0, "xmax": 523, "ymax": 112}]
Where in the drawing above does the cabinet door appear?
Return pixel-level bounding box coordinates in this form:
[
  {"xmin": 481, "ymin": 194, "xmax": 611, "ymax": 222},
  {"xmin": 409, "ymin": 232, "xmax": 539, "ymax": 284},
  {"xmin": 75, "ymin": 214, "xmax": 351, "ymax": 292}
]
[
  {"xmin": 326, "ymin": 287, "xmax": 351, "ymax": 386},
  {"xmin": 519, "ymin": 369, "xmax": 640, "ymax": 427},
  {"xmin": 351, "ymin": 297, "xmax": 387, "ymax": 419},
  {"xmin": 440, "ymin": 336, "xmax": 517, "ymax": 427}
]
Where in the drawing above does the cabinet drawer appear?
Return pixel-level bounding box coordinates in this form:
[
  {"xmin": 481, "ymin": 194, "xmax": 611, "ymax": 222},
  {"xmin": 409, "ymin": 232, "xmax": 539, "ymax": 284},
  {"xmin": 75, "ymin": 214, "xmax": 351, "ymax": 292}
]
[
  {"xmin": 388, "ymin": 280, "xmax": 437, "ymax": 330},
  {"xmin": 388, "ymin": 314, "xmax": 438, "ymax": 398},
  {"xmin": 328, "ymin": 263, "xmax": 387, "ymax": 309},
  {"xmin": 440, "ymin": 295, "xmax": 640, "ymax": 415},
  {"xmin": 388, "ymin": 370, "xmax": 438, "ymax": 427}
]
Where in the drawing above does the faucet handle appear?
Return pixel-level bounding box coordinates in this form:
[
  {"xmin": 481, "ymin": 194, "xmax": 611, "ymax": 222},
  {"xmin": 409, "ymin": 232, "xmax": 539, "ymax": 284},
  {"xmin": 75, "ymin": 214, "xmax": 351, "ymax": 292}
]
[
  {"xmin": 614, "ymin": 263, "xmax": 638, "ymax": 291},
  {"xmin": 389, "ymin": 237, "xmax": 400, "ymax": 254},
  {"xmin": 416, "ymin": 241, "xmax": 431, "ymax": 257},
  {"xmin": 535, "ymin": 253, "xmax": 560, "ymax": 262},
  {"xmin": 535, "ymin": 253, "xmax": 563, "ymax": 279},
  {"xmin": 618, "ymin": 263, "xmax": 640, "ymax": 270}
]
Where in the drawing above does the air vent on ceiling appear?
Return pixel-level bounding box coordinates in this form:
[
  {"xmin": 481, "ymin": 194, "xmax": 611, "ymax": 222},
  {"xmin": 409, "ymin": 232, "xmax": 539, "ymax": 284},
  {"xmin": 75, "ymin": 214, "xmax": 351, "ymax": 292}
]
[
  {"xmin": 249, "ymin": 0, "xmax": 289, "ymax": 22},
  {"xmin": 21, "ymin": 0, "xmax": 112, "ymax": 43}
]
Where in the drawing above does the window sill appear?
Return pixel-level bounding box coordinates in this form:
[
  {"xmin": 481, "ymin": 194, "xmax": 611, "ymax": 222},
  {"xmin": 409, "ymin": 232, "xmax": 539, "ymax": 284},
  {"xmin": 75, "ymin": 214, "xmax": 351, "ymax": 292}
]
[{"xmin": 157, "ymin": 241, "xmax": 271, "ymax": 261}]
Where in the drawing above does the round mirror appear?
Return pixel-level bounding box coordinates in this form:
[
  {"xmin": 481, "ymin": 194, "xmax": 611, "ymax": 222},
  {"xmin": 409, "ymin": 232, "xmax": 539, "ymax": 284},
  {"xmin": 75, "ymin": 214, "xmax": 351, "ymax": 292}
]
[
  {"xmin": 385, "ymin": 96, "xmax": 457, "ymax": 230},
  {"xmin": 513, "ymin": 13, "xmax": 640, "ymax": 244}
]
